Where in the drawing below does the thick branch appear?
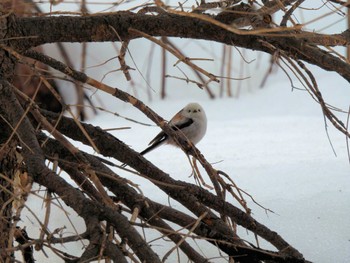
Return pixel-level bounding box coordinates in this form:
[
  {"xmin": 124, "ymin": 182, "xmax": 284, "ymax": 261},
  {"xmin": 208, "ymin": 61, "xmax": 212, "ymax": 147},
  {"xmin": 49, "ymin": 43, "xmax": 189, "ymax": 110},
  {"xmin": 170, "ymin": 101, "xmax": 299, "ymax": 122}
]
[
  {"xmin": 38, "ymin": 108, "xmax": 306, "ymax": 261},
  {"xmin": 6, "ymin": 11, "xmax": 350, "ymax": 83},
  {"xmin": 39, "ymin": 131, "xmax": 309, "ymax": 263},
  {"xmin": 10, "ymin": 11, "xmax": 349, "ymax": 47},
  {"xmin": 0, "ymin": 80, "xmax": 161, "ymax": 263}
]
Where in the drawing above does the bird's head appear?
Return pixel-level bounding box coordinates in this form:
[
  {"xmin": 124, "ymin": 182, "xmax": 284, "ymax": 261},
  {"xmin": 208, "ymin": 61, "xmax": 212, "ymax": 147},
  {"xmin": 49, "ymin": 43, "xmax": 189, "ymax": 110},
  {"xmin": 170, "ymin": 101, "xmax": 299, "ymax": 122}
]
[{"xmin": 182, "ymin": 103, "xmax": 205, "ymax": 120}]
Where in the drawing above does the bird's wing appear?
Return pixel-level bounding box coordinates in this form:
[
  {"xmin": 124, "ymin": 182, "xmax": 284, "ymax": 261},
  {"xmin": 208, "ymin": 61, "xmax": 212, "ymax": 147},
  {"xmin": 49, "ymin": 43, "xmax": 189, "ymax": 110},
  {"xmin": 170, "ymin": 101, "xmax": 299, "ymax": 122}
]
[
  {"xmin": 148, "ymin": 117, "xmax": 194, "ymax": 145},
  {"xmin": 172, "ymin": 117, "xmax": 194, "ymax": 131},
  {"xmin": 140, "ymin": 118, "xmax": 194, "ymax": 155}
]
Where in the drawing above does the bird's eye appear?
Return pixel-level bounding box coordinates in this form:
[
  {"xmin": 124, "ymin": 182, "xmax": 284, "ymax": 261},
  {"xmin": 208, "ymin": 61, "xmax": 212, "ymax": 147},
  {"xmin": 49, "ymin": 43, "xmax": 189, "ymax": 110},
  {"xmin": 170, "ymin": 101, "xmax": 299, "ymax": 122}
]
[
  {"xmin": 198, "ymin": 109, "xmax": 201, "ymax": 112},
  {"xmin": 188, "ymin": 110, "xmax": 191, "ymax": 113}
]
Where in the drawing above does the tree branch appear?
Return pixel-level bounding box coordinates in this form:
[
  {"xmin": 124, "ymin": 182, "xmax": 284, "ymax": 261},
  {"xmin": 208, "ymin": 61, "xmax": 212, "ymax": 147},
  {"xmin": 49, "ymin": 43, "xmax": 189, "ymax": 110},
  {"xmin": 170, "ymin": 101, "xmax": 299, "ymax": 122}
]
[
  {"xmin": 0, "ymin": 79, "xmax": 162, "ymax": 263},
  {"xmin": 39, "ymin": 127, "xmax": 309, "ymax": 263},
  {"xmin": 5, "ymin": 10, "xmax": 350, "ymax": 83},
  {"xmin": 37, "ymin": 108, "xmax": 306, "ymax": 261}
]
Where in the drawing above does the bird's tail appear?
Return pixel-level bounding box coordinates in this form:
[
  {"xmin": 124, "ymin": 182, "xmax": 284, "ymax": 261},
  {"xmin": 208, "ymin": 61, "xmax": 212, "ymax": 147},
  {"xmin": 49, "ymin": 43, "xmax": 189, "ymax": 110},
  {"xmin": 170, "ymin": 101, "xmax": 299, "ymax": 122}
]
[
  {"xmin": 122, "ymin": 138, "xmax": 166, "ymax": 167},
  {"xmin": 139, "ymin": 139, "xmax": 164, "ymax": 155}
]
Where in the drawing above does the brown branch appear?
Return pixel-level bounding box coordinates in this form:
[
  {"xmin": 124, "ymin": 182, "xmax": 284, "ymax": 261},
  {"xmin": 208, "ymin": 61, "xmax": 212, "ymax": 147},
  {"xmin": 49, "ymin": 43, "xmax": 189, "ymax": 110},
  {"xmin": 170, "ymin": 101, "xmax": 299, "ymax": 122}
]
[
  {"xmin": 39, "ymin": 132, "xmax": 309, "ymax": 263},
  {"xmin": 0, "ymin": 79, "xmax": 162, "ymax": 263},
  {"xmin": 0, "ymin": 45, "xmax": 318, "ymax": 262},
  {"xmin": 160, "ymin": 36, "xmax": 167, "ymax": 99},
  {"xmin": 19, "ymin": 48, "xmax": 225, "ymax": 199},
  {"xmin": 7, "ymin": 10, "xmax": 350, "ymax": 85},
  {"xmin": 164, "ymin": 37, "xmax": 216, "ymax": 98},
  {"xmin": 17, "ymin": 50, "xmax": 306, "ymax": 260},
  {"xmin": 327, "ymin": 0, "xmax": 350, "ymax": 7},
  {"xmin": 129, "ymin": 28, "xmax": 220, "ymax": 84},
  {"xmin": 56, "ymin": 42, "xmax": 88, "ymax": 120},
  {"xmin": 37, "ymin": 107, "xmax": 306, "ymax": 261},
  {"xmin": 118, "ymin": 39, "xmax": 132, "ymax": 81},
  {"xmin": 280, "ymin": 0, "xmax": 305, "ymax": 26},
  {"xmin": 192, "ymin": 0, "xmax": 241, "ymax": 14},
  {"xmin": 262, "ymin": 40, "xmax": 350, "ymax": 139},
  {"xmin": 14, "ymin": 227, "xmax": 35, "ymax": 263}
]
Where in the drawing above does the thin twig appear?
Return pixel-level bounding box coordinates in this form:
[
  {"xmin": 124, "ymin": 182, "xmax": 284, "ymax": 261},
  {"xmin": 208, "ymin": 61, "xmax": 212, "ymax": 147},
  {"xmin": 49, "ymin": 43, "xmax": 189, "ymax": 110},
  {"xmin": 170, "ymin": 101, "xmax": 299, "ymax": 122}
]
[
  {"xmin": 280, "ymin": 0, "xmax": 305, "ymax": 26},
  {"xmin": 128, "ymin": 28, "xmax": 220, "ymax": 84}
]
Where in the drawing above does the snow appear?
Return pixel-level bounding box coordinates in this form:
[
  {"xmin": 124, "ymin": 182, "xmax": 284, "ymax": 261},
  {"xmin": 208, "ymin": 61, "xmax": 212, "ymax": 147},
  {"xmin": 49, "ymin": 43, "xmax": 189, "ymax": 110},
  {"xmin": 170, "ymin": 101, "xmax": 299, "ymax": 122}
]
[
  {"xmin": 83, "ymin": 67, "xmax": 350, "ymax": 262},
  {"xmin": 17, "ymin": 1, "xmax": 350, "ymax": 261},
  {"xmin": 19, "ymin": 65, "xmax": 350, "ymax": 262}
]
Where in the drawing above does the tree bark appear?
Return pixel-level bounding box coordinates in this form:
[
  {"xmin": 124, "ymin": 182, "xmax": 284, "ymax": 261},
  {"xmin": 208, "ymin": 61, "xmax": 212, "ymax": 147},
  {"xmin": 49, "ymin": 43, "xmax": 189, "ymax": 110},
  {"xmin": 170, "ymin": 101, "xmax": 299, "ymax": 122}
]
[
  {"xmin": 0, "ymin": 5, "xmax": 18, "ymax": 261},
  {"xmin": 0, "ymin": 140, "xmax": 17, "ymax": 262},
  {"xmin": 0, "ymin": 1, "xmax": 348, "ymax": 262},
  {"xmin": 4, "ymin": 11, "xmax": 350, "ymax": 83}
]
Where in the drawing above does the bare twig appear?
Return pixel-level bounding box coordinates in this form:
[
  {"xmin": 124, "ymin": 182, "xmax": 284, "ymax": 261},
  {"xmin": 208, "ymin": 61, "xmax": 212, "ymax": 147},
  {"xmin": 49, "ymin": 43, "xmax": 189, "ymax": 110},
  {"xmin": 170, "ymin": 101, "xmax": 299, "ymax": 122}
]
[
  {"xmin": 280, "ymin": 0, "xmax": 305, "ymax": 26},
  {"xmin": 128, "ymin": 28, "xmax": 220, "ymax": 84},
  {"xmin": 118, "ymin": 40, "xmax": 132, "ymax": 81}
]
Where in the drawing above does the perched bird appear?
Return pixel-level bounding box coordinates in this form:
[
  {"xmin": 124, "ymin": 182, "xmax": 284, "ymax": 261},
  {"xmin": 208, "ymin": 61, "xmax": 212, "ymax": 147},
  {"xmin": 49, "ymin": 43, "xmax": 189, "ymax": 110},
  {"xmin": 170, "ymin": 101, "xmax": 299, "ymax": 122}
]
[{"xmin": 140, "ymin": 102, "xmax": 207, "ymax": 155}]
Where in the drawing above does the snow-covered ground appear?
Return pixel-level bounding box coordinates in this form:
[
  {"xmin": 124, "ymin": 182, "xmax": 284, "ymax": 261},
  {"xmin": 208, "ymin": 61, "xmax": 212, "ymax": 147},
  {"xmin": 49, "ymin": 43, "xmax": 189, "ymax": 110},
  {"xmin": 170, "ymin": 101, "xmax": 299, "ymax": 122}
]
[
  {"xmin": 20, "ymin": 65, "xmax": 350, "ymax": 263},
  {"xmin": 50, "ymin": 60, "xmax": 343, "ymax": 262},
  {"xmin": 109, "ymin": 69, "xmax": 350, "ymax": 263},
  {"xmin": 18, "ymin": 1, "xmax": 350, "ymax": 261}
]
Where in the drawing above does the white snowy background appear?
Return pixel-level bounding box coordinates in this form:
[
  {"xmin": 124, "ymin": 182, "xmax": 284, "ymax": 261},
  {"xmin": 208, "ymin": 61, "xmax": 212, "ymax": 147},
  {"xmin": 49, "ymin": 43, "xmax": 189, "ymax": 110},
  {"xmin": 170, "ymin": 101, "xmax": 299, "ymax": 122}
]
[{"xmin": 16, "ymin": 1, "xmax": 350, "ymax": 262}]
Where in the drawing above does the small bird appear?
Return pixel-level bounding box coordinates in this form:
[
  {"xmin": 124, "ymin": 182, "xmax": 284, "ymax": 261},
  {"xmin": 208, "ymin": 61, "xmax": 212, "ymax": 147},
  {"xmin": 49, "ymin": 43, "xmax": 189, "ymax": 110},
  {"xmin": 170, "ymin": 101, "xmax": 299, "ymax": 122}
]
[{"xmin": 140, "ymin": 102, "xmax": 207, "ymax": 155}]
